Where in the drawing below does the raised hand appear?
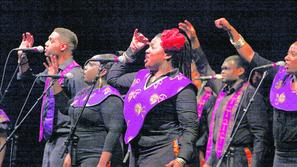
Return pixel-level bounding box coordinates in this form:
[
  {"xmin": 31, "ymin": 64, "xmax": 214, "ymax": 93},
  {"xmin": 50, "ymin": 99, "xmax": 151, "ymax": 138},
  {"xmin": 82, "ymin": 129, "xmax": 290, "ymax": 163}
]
[
  {"xmin": 43, "ymin": 55, "xmax": 59, "ymax": 75},
  {"xmin": 214, "ymin": 18, "xmax": 232, "ymax": 31},
  {"xmin": 19, "ymin": 32, "xmax": 34, "ymax": 49},
  {"xmin": 18, "ymin": 32, "xmax": 35, "ymax": 62},
  {"xmin": 129, "ymin": 29, "xmax": 149, "ymax": 53},
  {"xmin": 165, "ymin": 159, "xmax": 184, "ymax": 167},
  {"xmin": 178, "ymin": 20, "xmax": 200, "ymax": 49}
]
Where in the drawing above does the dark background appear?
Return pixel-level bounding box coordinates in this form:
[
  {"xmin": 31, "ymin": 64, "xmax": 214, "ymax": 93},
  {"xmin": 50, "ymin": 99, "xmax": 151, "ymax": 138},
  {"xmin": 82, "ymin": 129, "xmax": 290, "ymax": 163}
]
[{"xmin": 0, "ymin": 0, "xmax": 296, "ymax": 166}]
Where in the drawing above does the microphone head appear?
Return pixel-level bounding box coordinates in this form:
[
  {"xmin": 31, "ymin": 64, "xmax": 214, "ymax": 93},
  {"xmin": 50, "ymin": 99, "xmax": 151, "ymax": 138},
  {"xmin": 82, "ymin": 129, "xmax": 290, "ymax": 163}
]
[
  {"xmin": 35, "ymin": 46, "xmax": 44, "ymax": 53},
  {"xmin": 65, "ymin": 73, "xmax": 74, "ymax": 79},
  {"xmin": 276, "ymin": 61, "xmax": 285, "ymax": 67},
  {"xmin": 214, "ymin": 74, "xmax": 223, "ymax": 79}
]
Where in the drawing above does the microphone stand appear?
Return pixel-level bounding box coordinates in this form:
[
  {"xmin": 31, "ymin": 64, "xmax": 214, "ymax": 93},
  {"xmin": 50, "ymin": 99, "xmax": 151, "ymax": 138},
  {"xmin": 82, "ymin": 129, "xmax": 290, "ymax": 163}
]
[
  {"xmin": 216, "ymin": 70, "xmax": 268, "ymax": 167},
  {"xmin": 0, "ymin": 63, "xmax": 20, "ymax": 105},
  {"xmin": 0, "ymin": 78, "xmax": 56, "ymax": 166},
  {"xmin": 60, "ymin": 71, "xmax": 100, "ymax": 166},
  {"xmin": 197, "ymin": 80, "xmax": 207, "ymax": 98}
]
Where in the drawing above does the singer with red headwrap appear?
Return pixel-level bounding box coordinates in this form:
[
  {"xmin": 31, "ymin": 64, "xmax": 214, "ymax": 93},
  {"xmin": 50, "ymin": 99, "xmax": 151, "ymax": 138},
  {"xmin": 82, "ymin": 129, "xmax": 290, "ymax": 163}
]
[{"xmin": 107, "ymin": 28, "xmax": 199, "ymax": 167}]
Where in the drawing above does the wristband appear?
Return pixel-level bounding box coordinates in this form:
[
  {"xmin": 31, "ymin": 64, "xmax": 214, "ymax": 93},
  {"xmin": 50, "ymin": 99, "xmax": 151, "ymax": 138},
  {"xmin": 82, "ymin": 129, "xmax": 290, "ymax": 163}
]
[{"xmin": 230, "ymin": 34, "xmax": 246, "ymax": 49}]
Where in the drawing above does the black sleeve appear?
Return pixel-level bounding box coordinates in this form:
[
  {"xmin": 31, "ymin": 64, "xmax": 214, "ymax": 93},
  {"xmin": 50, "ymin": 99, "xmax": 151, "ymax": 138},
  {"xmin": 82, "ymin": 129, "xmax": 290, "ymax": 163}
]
[
  {"xmin": 100, "ymin": 96, "xmax": 124, "ymax": 152},
  {"xmin": 192, "ymin": 48, "xmax": 223, "ymax": 94},
  {"xmin": 245, "ymin": 87, "xmax": 270, "ymax": 167},
  {"xmin": 176, "ymin": 85, "xmax": 199, "ymax": 161},
  {"xmin": 63, "ymin": 67, "xmax": 87, "ymax": 98},
  {"xmin": 107, "ymin": 62, "xmax": 136, "ymax": 94},
  {"xmin": 54, "ymin": 91, "xmax": 71, "ymax": 115},
  {"xmin": 250, "ymin": 52, "xmax": 278, "ymax": 79}
]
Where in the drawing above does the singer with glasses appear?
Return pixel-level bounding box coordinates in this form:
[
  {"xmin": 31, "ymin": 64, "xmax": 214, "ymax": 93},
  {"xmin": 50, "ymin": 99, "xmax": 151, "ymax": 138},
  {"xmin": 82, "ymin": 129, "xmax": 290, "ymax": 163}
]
[
  {"xmin": 17, "ymin": 28, "xmax": 86, "ymax": 167},
  {"xmin": 178, "ymin": 20, "xmax": 270, "ymax": 167},
  {"xmin": 107, "ymin": 28, "xmax": 199, "ymax": 167},
  {"xmin": 60, "ymin": 54, "xmax": 125, "ymax": 167},
  {"xmin": 214, "ymin": 17, "xmax": 297, "ymax": 167}
]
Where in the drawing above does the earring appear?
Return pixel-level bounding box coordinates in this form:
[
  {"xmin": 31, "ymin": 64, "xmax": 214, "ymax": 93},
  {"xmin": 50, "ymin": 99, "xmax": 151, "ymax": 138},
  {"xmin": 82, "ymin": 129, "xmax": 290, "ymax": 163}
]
[{"xmin": 98, "ymin": 77, "xmax": 103, "ymax": 88}]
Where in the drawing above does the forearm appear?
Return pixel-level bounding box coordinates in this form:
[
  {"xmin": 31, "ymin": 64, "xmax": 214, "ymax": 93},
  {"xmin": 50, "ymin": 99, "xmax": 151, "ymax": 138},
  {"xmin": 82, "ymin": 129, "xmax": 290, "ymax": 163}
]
[
  {"xmin": 98, "ymin": 151, "xmax": 112, "ymax": 167},
  {"xmin": 18, "ymin": 53, "xmax": 30, "ymax": 75},
  {"xmin": 176, "ymin": 87, "xmax": 199, "ymax": 161},
  {"xmin": 193, "ymin": 48, "xmax": 222, "ymax": 94},
  {"xmin": 227, "ymin": 26, "xmax": 255, "ymax": 63}
]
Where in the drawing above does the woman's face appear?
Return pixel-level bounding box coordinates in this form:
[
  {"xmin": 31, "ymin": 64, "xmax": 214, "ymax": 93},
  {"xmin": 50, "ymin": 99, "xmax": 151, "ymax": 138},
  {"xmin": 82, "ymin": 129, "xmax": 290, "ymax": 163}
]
[
  {"xmin": 285, "ymin": 42, "xmax": 297, "ymax": 74},
  {"xmin": 83, "ymin": 61, "xmax": 101, "ymax": 83},
  {"xmin": 144, "ymin": 36, "xmax": 167, "ymax": 70}
]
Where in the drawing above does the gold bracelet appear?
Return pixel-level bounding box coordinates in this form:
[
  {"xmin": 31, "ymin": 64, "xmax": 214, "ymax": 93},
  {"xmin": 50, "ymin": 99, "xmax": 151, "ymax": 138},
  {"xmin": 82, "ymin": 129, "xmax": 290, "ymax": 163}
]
[{"xmin": 230, "ymin": 34, "xmax": 246, "ymax": 49}]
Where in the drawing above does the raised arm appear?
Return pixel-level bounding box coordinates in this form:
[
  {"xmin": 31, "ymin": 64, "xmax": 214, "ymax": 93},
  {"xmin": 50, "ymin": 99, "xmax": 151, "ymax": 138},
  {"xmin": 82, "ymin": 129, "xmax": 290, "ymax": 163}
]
[
  {"xmin": 17, "ymin": 32, "xmax": 34, "ymax": 75},
  {"xmin": 107, "ymin": 29, "xmax": 149, "ymax": 94},
  {"xmin": 214, "ymin": 18, "xmax": 255, "ymax": 63},
  {"xmin": 179, "ymin": 20, "xmax": 222, "ymax": 94}
]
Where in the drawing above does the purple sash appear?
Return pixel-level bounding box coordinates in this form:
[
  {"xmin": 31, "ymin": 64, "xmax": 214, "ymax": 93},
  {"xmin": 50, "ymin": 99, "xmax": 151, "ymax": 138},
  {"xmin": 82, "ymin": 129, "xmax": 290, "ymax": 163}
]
[
  {"xmin": 0, "ymin": 108, "xmax": 10, "ymax": 123},
  {"xmin": 39, "ymin": 60, "xmax": 80, "ymax": 141},
  {"xmin": 196, "ymin": 90, "xmax": 212, "ymax": 121},
  {"xmin": 71, "ymin": 85, "xmax": 121, "ymax": 107},
  {"xmin": 205, "ymin": 91, "xmax": 226, "ymax": 160},
  {"xmin": 215, "ymin": 83, "xmax": 248, "ymax": 158},
  {"xmin": 270, "ymin": 66, "xmax": 297, "ymax": 111},
  {"xmin": 124, "ymin": 69, "xmax": 192, "ymax": 144},
  {"xmin": 205, "ymin": 83, "xmax": 248, "ymax": 160}
]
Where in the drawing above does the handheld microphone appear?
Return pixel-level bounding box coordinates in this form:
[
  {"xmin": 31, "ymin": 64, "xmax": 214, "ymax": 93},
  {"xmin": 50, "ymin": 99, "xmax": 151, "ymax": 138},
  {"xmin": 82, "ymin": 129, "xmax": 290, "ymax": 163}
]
[
  {"xmin": 13, "ymin": 46, "xmax": 44, "ymax": 53},
  {"xmin": 253, "ymin": 61, "xmax": 285, "ymax": 70},
  {"xmin": 88, "ymin": 55, "xmax": 126, "ymax": 63},
  {"xmin": 34, "ymin": 73, "xmax": 74, "ymax": 79},
  {"xmin": 195, "ymin": 74, "xmax": 223, "ymax": 81}
]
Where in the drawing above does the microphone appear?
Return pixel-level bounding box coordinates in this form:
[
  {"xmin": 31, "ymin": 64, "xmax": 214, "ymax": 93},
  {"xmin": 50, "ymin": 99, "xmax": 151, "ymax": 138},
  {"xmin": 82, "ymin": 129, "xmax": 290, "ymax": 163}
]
[
  {"xmin": 34, "ymin": 73, "xmax": 74, "ymax": 79},
  {"xmin": 88, "ymin": 55, "xmax": 126, "ymax": 63},
  {"xmin": 13, "ymin": 46, "xmax": 44, "ymax": 53},
  {"xmin": 195, "ymin": 74, "xmax": 223, "ymax": 81},
  {"xmin": 253, "ymin": 61, "xmax": 285, "ymax": 69}
]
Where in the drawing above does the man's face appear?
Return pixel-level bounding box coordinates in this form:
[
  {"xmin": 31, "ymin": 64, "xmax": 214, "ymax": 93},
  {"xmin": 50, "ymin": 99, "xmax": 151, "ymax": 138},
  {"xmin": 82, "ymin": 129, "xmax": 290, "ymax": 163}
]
[
  {"xmin": 44, "ymin": 31, "xmax": 64, "ymax": 57},
  {"xmin": 221, "ymin": 60, "xmax": 244, "ymax": 82},
  {"xmin": 285, "ymin": 42, "xmax": 297, "ymax": 74}
]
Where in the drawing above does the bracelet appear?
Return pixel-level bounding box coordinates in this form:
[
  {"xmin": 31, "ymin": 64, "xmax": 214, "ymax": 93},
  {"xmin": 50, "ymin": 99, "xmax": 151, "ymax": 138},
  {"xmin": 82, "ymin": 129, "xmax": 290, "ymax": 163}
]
[
  {"xmin": 230, "ymin": 34, "xmax": 246, "ymax": 49},
  {"xmin": 176, "ymin": 157, "xmax": 186, "ymax": 166}
]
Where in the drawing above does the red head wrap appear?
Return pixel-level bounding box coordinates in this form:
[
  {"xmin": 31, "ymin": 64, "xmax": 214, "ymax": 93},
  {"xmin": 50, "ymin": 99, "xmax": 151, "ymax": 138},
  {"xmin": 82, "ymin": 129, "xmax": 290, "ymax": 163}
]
[{"xmin": 160, "ymin": 28, "xmax": 186, "ymax": 51}]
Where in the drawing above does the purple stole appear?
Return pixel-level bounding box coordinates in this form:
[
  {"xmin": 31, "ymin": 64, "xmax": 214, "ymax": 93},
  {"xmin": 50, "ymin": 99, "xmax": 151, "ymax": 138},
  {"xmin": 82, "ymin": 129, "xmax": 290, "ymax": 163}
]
[
  {"xmin": 205, "ymin": 83, "xmax": 248, "ymax": 160},
  {"xmin": 270, "ymin": 66, "xmax": 297, "ymax": 111},
  {"xmin": 0, "ymin": 108, "xmax": 10, "ymax": 123},
  {"xmin": 71, "ymin": 85, "xmax": 121, "ymax": 108},
  {"xmin": 196, "ymin": 90, "xmax": 212, "ymax": 121},
  {"xmin": 39, "ymin": 60, "xmax": 80, "ymax": 141},
  {"xmin": 124, "ymin": 69, "xmax": 192, "ymax": 144}
]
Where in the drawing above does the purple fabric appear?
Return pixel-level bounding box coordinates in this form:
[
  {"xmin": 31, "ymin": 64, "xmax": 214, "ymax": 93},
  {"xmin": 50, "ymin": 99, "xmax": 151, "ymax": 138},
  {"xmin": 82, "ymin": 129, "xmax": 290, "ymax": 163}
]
[
  {"xmin": 0, "ymin": 108, "xmax": 10, "ymax": 123},
  {"xmin": 39, "ymin": 60, "xmax": 80, "ymax": 141},
  {"xmin": 205, "ymin": 90, "xmax": 226, "ymax": 160},
  {"xmin": 71, "ymin": 85, "xmax": 121, "ymax": 107},
  {"xmin": 196, "ymin": 90, "xmax": 212, "ymax": 121},
  {"xmin": 123, "ymin": 69, "xmax": 191, "ymax": 144},
  {"xmin": 215, "ymin": 83, "xmax": 248, "ymax": 158},
  {"xmin": 270, "ymin": 66, "xmax": 297, "ymax": 111}
]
